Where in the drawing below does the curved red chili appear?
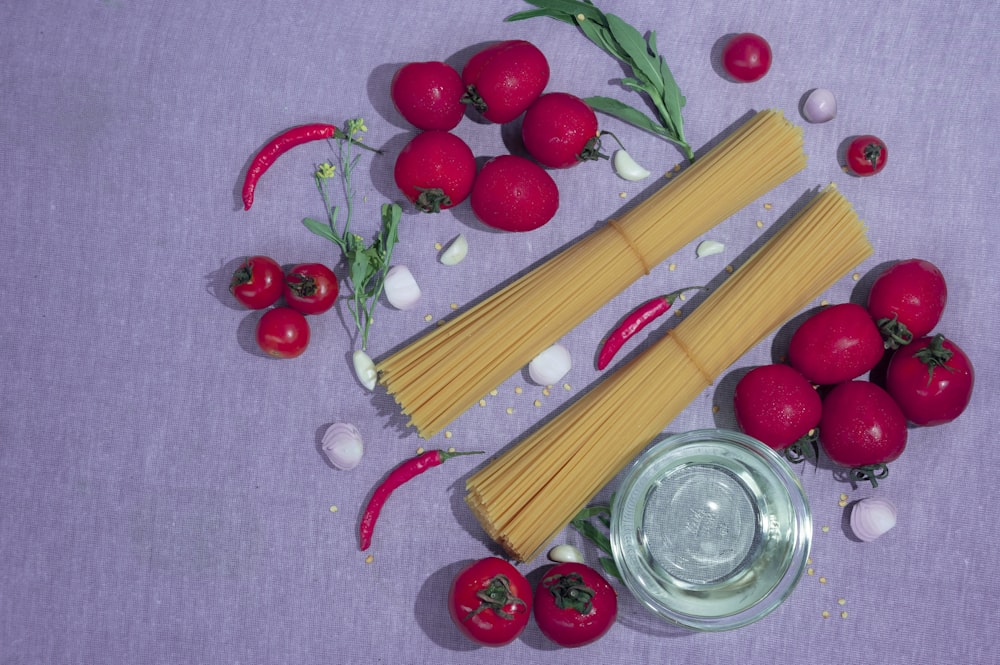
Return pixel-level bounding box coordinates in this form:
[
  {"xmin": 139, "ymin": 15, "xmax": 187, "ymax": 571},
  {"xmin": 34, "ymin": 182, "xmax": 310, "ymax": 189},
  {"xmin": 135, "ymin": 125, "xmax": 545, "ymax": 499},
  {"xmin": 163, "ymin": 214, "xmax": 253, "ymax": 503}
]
[
  {"xmin": 596, "ymin": 286, "xmax": 703, "ymax": 370},
  {"xmin": 242, "ymin": 123, "xmax": 338, "ymax": 211},
  {"xmin": 359, "ymin": 449, "xmax": 483, "ymax": 551}
]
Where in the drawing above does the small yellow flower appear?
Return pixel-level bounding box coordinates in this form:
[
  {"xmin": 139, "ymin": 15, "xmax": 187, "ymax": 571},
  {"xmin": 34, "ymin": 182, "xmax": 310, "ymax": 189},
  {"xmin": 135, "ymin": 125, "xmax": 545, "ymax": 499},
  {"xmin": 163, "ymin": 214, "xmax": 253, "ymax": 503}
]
[
  {"xmin": 315, "ymin": 162, "xmax": 336, "ymax": 179},
  {"xmin": 347, "ymin": 118, "xmax": 368, "ymax": 135}
]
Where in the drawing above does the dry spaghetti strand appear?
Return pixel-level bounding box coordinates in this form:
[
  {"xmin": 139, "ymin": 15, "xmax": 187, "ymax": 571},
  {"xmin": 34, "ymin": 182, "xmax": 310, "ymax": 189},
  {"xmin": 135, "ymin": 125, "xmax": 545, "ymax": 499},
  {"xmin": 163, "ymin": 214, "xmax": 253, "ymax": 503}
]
[
  {"xmin": 378, "ymin": 110, "xmax": 806, "ymax": 439},
  {"xmin": 466, "ymin": 185, "xmax": 872, "ymax": 562}
]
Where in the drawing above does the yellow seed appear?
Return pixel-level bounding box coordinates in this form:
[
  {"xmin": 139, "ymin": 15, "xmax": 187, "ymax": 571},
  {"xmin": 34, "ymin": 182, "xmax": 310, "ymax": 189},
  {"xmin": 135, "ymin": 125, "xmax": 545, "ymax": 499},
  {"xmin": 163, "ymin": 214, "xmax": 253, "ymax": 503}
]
[
  {"xmin": 822, "ymin": 610, "xmax": 830, "ymax": 619},
  {"xmin": 365, "ymin": 554, "xmax": 374, "ymax": 564},
  {"xmin": 841, "ymin": 611, "xmax": 849, "ymax": 619},
  {"xmin": 756, "ymin": 219, "xmax": 764, "ymax": 229},
  {"xmin": 329, "ymin": 505, "xmax": 338, "ymax": 513},
  {"xmin": 514, "ymin": 386, "xmax": 523, "ymax": 394},
  {"xmin": 819, "ymin": 577, "xmax": 827, "ymax": 584},
  {"xmin": 447, "ymin": 447, "xmax": 456, "ymax": 453},
  {"xmin": 725, "ymin": 265, "xmax": 734, "ymax": 273},
  {"xmin": 820, "ymin": 299, "xmax": 829, "ymax": 306},
  {"xmin": 712, "ymin": 405, "xmax": 720, "ymax": 413},
  {"xmin": 838, "ymin": 500, "xmax": 848, "ymax": 507},
  {"xmin": 424, "ymin": 314, "xmax": 433, "ymax": 322},
  {"xmin": 822, "ymin": 526, "xmax": 830, "ymax": 533},
  {"xmin": 576, "ymin": 12, "xmax": 586, "ymax": 20},
  {"xmin": 563, "ymin": 383, "xmax": 572, "ymax": 391},
  {"xmin": 490, "ymin": 389, "xmax": 498, "ymax": 396},
  {"xmin": 807, "ymin": 556, "xmax": 813, "ymax": 565},
  {"xmin": 450, "ymin": 303, "xmax": 459, "ymax": 310},
  {"xmin": 534, "ymin": 399, "xmax": 542, "ymax": 407},
  {"xmin": 673, "ymin": 164, "xmax": 681, "ymax": 172},
  {"xmin": 479, "ymin": 399, "xmax": 487, "ymax": 407},
  {"xmin": 673, "ymin": 309, "xmax": 682, "ymax": 317},
  {"xmin": 764, "ymin": 202, "xmax": 773, "ymax": 210},
  {"xmin": 840, "ymin": 493, "xmax": 849, "ymax": 501},
  {"xmin": 434, "ymin": 242, "xmax": 443, "ymax": 251},
  {"xmin": 852, "ymin": 272, "xmax": 861, "ymax": 281},
  {"xmin": 838, "ymin": 598, "xmax": 847, "ymax": 606},
  {"xmin": 669, "ymin": 263, "xmax": 677, "ymax": 271},
  {"xmin": 542, "ymin": 388, "xmax": 550, "ymax": 396},
  {"xmin": 807, "ymin": 568, "xmax": 814, "ymax": 576},
  {"xmin": 506, "ymin": 407, "xmax": 514, "ymax": 415},
  {"xmin": 445, "ymin": 431, "xmax": 453, "ymax": 439},
  {"xmin": 619, "ymin": 192, "xmax": 627, "ymax": 199},
  {"xmin": 416, "ymin": 447, "xmax": 425, "ymax": 455}
]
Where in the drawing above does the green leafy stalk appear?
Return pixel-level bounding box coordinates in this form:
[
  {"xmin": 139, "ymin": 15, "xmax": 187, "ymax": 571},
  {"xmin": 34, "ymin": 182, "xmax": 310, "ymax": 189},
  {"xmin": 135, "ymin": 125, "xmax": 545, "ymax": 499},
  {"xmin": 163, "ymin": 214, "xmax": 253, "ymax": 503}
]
[
  {"xmin": 302, "ymin": 119, "xmax": 402, "ymax": 350},
  {"xmin": 507, "ymin": 0, "xmax": 694, "ymax": 161},
  {"xmin": 569, "ymin": 501, "xmax": 622, "ymax": 581}
]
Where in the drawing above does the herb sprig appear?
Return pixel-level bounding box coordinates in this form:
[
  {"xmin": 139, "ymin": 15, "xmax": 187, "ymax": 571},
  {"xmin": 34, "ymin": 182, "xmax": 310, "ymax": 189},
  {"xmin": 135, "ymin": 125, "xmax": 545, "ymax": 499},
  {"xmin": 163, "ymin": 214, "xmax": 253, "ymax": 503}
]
[
  {"xmin": 303, "ymin": 119, "xmax": 403, "ymax": 350},
  {"xmin": 507, "ymin": 0, "xmax": 693, "ymax": 161},
  {"xmin": 569, "ymin": 500, "xmax": 622, "ymax": 581}
]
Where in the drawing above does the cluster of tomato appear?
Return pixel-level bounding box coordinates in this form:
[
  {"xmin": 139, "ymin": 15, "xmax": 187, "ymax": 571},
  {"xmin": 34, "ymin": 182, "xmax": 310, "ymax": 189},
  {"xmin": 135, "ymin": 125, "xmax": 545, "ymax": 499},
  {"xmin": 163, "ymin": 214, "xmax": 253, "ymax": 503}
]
[
  {"xmin": 448, "ymin": 557, "xmax": 617, "ymax": 649},
  {"xmin": 733, "ymin": 259, "xmax": 974, "ymax": 485},
  {"xmin": 390, "ymin": 39, "xmax": 610, "ymax": 231},
  {"xmin": 228, "ymin": 256, "xmax": 339, "ymax": 359}
]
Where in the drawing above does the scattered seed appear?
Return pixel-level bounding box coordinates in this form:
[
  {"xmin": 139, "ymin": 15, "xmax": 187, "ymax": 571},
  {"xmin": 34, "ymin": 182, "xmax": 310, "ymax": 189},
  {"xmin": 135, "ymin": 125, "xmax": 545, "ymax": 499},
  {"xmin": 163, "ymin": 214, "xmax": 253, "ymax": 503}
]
[
  {"xmin": 576, "ymin": 12, "xmax": 585, "ymax": 20},
  {"xmin": 542, "ymin": 388, "xmax": 551, "ymax": 396},
  {"xmin": 514, "ymin": 386, "xmax": 523, "ymax": 395},
  {"xmin": 445, "ymin": 431, "xmax": 453, "ymax": 439},
  {"xmin": 756, "ymin": 219, "xmax": 764, "ymax": 229},
  {"xmin": 506, "ymin": 407, "xmax": 515, "ymax": 415},
  {"xmin": 329, "ymin": 505, "xmax": 338, "ymax": 513},
  {"xmin": 668, "ymin": 263, "xmax": 677, "ymax": 271},
  {"xmin": 725, "ymin": 264, "xmax": 734, "ymax": 274},
  {"xmin": 534, "ymin": 399, "xmax": 542, "ymax": 408},
  {"xmin": 840, "ymin": 493, "xmax": 848, "ymax": 501},
  {"xmin": 479, "ymin": 399, "xmax": 487, "ymax": 407},
  {"xmin": 563, "ymin": 383, "xmax": 572, "ymax": 391},
  {"xmin": 838, "ymin": 598, "xmax": 847, "ymax": 606},
  {"xmin": 838, "ymin": 499, "xmax": 848, "ymax": 507},
  {"xmin": 416, "ymin": 447, "xmax": 425, "ymax": 455},
  {"xmin": 819, "ymin": 576, "xmax": 827, "ymax": 584},
  {"xmin": 619, "ymin": 192, "xmax": 627, "ymax": 199},
  {"xmin": 447, "ymin": 447, "xmax": 456, "ymax": 453},
  {"xmin": 807, "ymin": 568, "xmax": 814, "ymax": 576},
  {"xmin": 712, "ymin": 405, "xmax": 720, "ymax": 413},
  {"xmin": 807, "ymin": 557, "xmax": 812, "ymax": 565},
  {"xmin": 434, "ymin": 242, "xmax": 443, "ymax": 251},
  {"xmin": 764, "ymin": 202, "xmax": 773, "ymax": 210},
  {"xmin": 822, "ymin": 610, "xmax": 830, "ymax": 619},
  {"xmin": 822, "ymin": 526, "xmax": 830, "ymax": 533},
  {"xmin": 841, "ymin": 611, "xmax": 849, "ymax": 619},
  {"xmin": 852, "ymin": 272, "xmax": 861, "ymax": 281},
  {"xmin": 450, "ymin": 303, "xmax": 459, "ymax": 310},
  {"xmin": 365, "ymin": 554, "xmax": 374, "ymax": 564},
  {"xmin": 424, "ymin": 314, "xmax": 433, "ymax": 322},
  {"xmin": 490, "ymin": 389, "xmax": 498, "ymax": 397},
  {"xmin": 673, "ymin": 309, "xmax": 683, "ymax": 317},
  {"xmin": 673, "ymin": 164, "xmax": 681, "ymax": 172}
]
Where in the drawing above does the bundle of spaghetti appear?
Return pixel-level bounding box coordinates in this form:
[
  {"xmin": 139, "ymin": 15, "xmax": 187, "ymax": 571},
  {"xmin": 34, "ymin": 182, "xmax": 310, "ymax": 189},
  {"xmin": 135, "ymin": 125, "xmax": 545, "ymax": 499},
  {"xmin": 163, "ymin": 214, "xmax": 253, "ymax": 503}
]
[
  {"xmin": 378, "ymin": 110, "xmax": 806, "ymax": 439},
  {"xmin": 466, "ymin": 184, "xmax": 873, "ymax": 562}
]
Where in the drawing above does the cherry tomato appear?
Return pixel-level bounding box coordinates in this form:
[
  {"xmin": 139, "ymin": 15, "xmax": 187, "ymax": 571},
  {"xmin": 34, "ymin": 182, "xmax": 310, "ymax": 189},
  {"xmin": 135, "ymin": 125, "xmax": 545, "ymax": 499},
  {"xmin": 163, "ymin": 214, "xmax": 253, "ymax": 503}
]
[
  {"xmin": 229, "ymin": 256, "xmax": 283, "ymax": 310},
  {"xmin": 533, "ymin": 562, "xmax": 617, "ymax": 648},
  {"xmin": 846, "ymin": 135, "xmax": 888, "ymax": 176},
  {"xmin": 448, "ymin": 557, "xmax": 532, "ymax": 647},
  {"xmin": 256, "ymin": 307, "xmax": 310, "ymax": 359},
  {"xmin": 721, "ymin": 33, "xmax": 772, "ymax": 82},
  {"xmin": 733, "ymin": 364, "xmax": 822, "ymax": 451},
  {"xmin": 461, "ymin": 40, "xmax": 549, "ymax": 124},
  {"xmin": 885, "ymin": 334, "xmax": 974, "ymax": 426},
  {"xmin": 283, "ymin": 262, "xmax": 338, "ymax": 316},
  {"xmin": 819, "ymin": 381, "xmax": 907, "ymax": 484},
  {"xmin": 521, "ymin": 92, "xmax": 603, "ymax": 169},
  {"xmin": 470, "ymin": 155, "xmax": 559, "ymax": 232},
  {"xmin": 394, "ymin": 130, "xmax": 477, "ymax": 213},
  {"xmin": 390, "ymin": 61, "xmax": 466, "ymax": 131},
  {"xmin": 867, "ymin": 258, "xmax": 947, "ymax": 348},
  {"xmin": 787, "ymin": 303, "xmax": 885, "ymax": 385}
]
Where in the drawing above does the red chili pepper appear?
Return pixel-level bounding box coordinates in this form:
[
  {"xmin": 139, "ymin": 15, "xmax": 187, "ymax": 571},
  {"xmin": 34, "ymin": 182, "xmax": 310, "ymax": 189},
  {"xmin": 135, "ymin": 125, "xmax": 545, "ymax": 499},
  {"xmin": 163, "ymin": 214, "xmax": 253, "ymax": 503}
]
[
  {"xmin": 241, "ymin": 123, "xmax": 381, "ymax": 211},
  {"xmin": 596, "ymin": 286, "xmax": 703, "ymax": 370},
  {"xmin": 359, "ymin": 449, "xmax": 483, "ymax": 551}
]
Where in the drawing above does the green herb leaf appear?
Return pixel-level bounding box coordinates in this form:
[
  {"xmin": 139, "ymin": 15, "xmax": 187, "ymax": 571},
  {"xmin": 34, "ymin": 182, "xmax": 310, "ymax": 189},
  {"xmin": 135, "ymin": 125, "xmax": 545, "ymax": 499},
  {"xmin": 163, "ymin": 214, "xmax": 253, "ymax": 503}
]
[
  {"xmin": 302, "ymin": 216, "xmax": 338, "ymax": 243},
  {"xmin": 585, "ymin": 96, "xmax": 672, "ymax": 139}
]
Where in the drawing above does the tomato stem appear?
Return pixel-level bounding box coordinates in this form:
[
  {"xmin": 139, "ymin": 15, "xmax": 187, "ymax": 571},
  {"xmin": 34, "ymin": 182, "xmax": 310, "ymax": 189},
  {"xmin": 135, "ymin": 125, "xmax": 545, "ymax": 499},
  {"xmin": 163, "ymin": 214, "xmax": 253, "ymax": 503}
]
[
  {"xmin": 543, "ymin": 571, "xmax": 596, "ymax": 614},
  {"xmin": 414, "ymin": 187, "xmax": 452, "ymax": 213},
  {"xmin": 876, "ymin": 315, "xmax": 914, "ymax": 350},
  {"xmin": 466, "ymin": 574, "xmax": 528, "ymax": 621},
  {"xmin": 850, "ymin": 463, "xmax": 889, "ymax": 488},
  {"xmin": 459, "ymin": 85, "xmax": 487, "ymax": 114},
  {"xmin": 784, "ymin": 428, "xmax": 819, "ymax": 464}
]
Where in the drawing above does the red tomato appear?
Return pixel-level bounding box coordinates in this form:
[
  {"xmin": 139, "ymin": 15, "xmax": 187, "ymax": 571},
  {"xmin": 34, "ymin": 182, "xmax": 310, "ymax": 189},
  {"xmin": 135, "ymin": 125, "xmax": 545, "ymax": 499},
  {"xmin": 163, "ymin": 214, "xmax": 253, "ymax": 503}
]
[
  {"xmin": 846, "ymin": 135, "xmax": 888, "ymax": 176},
  {"xmin": 229, "ymin": 256, "xmax": 283, "ymax": 310},
  {"xmin": 533, "ymin": 562, "xmax": 617, "ymax": 648},
  {"xmin": 471, "ymin": 155, "xmax": 559, "ymax": 232},
  {"xmin": 721, "ymin": 33, "xmax": 772, "ymax": 82},
  {"xmin": 283, "ymin": 263, "xmax": 338, "ymax": 315},
  {"xmin": 461, "ymin": 40, "xmax": 549, "ymax": 124},
  {"xmin": 256, "ymin": 307, "xmax": 310, "ymax": 359},
  {"xmin": 448, "ymin": 557, "xmax": 532, "ymax": 647},
  {"xmin": 390, "ymin": 61, "xmax": 466, "ymax": 131},
  {"xmin": 819, "ymin": 381, "xmax": 907, "ymax": 484},
  {"xmin": 885, "ymin": 334, "xmax": 974, "ymax": 426},
  {"xmin": 867, "ymin": 258, "xmax": 947, "ymax": 348},
  {"xmin": 787, "ymin": 303, "xmax": 885, "ymax": 385},
  {"xmin": 733, "ymin": 364, "xmax": 822, "ymax": 451},
  {"xmin": 521, "ymin": 92, "xmax": 602, "ymax": 169},
  {"xmin": 393, "ymin": 130, "xmax": 477, "ymax": 213}
]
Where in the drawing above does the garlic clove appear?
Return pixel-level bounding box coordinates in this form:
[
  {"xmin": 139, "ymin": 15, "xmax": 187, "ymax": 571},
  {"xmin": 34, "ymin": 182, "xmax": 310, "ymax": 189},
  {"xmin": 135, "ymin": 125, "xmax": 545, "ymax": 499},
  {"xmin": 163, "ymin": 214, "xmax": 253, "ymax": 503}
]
[
  {"xmin": 802, "ymin": 88, "xmax": 837, "ymax": 124},
  {"xmin": 383, "ymin": 265, "xmax": 421, "ymax": 310},
  {"xmin": 613, "ymin": 149, "xmax": 652, "ymax": 181},
  {"xmin": 850, "ymin": 497, "xmax": 897, "ymax": 542},
  {"xmin": 322, "ymin": 422, "xmax": 364, "ymax": 470},
  {"xmin": 696, "ymin": 239, "xmax": 725, "ymax": 258},
  {"xmin": 528, "ymin": 343, "xmax": 572, "ymax": 386},
  {"xmin": 440, "ymin": 234, "xmax": 468, "ymax": 266},
  {"xmin": 548, "ymin": 544, "xmax": 584, "ymax": 564},
  {"xmin": 352, "ymin": 350, "xmax": 378, "ymax": 391}
]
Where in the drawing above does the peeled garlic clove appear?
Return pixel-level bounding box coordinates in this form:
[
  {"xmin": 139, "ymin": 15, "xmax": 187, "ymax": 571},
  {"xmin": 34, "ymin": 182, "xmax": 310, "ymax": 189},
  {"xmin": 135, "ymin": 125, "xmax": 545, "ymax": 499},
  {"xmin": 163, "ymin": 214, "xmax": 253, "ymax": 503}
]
[
  {"xmin": 696, "ymin": 239, "xmax": 725, "ymax": 258},
  {"xmin": 528, "ymin": 343, "xmax": 572, "ymax": 386},
  {"xmin": 613, "ymin": 149, "xmax": 651, "ymax": 181},
  {"xmin": 352, "ymin": 350, "xmax": 377, "ymax": 391},
  {"xmin": 802, "ymin": 88, "xmax": 837, "ymax": 124},
  {"xmin": 850, "ymin": 497, "xmax": 897, "ymax": 542},
  {"xmin": 322, "ymin": 422, "xmax": 364, "ymax": 470},
  {"xmin": 440, "ymin": 234, "xmax": 468, "ymax": 266},
  {"xmin": 548, "ymin": 544, "xmax": 584, "ymax": 564},
  {"xmin": 383, "ymin": 265, "xmax": 421, "ymax": 310}
]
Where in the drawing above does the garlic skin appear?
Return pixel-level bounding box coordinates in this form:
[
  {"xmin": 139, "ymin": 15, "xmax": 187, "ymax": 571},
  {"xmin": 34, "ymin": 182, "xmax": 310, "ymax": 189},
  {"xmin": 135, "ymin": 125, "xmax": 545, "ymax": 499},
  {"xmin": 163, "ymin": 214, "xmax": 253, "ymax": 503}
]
[
  {"xmin": 352, "ymin": 350, "xmax": 378, "ymax": 391},
  {"xmin": 548, "ymin": 544, "xmax": 585, "ymax": 564},
  {"xmin": 322, "ymin": 422, "xmax": 364, "ymax": 470},
  {"xmin": 850, "ymin": 497, "xmax": 897, "ymax": 542},
  {"xmin": 613, "ymin": 149, "xmax": 651, "ymax": 181},
  {"xmin": 696, "ymin": 239, "xmax": 725, "ymax": 258},
  {"xmin": 383, "ymin": 265, "xmax": 421, "ymax": 310},
  {"xmin": 528, "ymin": 343, "xmax": 572, "ymax": 385},
  {"xmin": 440, "ymin": 234, "xmax": 468, "ymax": 266},
  {"xmin": 802, "ymin": 88, "xmax": 837, "ymax": 123}
]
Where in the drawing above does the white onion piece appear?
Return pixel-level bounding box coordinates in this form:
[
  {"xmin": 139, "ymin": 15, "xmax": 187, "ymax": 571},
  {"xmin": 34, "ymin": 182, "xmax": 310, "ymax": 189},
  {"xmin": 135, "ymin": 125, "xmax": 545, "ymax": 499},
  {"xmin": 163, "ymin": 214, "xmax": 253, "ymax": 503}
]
[
  {"xmin": 802, "ymin": 88, "xmax": 837, "ymax": 123},
  {"xmin": 696, "ymin": 240, "xmax": 725, "ymax": 258},
  {"xmin": 322, "ymin": 422, "xmax": 364, "ymax": 470},
  {"xmin": 528, "ymin": 343, "xmax": 572, "ymax": 385},
  {"xmin": 548, "ymin": 544, "xmax": 584, "ymax": 563},
  {"xmin": 440, "ymin": 234, "xmax": 468, "ymax": 266},
  {"xmin": 383, "ymin": 265, "xmax": 421, "ymax": 310},
  {"xmin": 850, "ymin": 497, "xmax": 897, "ymax": 542},
  {"xmin": 612, "ymin": 149, "xmax": 651, "ymax": 181},
  {"xmin": 352, "ymin": 350, "xmax": 377, "ymax": 391}
]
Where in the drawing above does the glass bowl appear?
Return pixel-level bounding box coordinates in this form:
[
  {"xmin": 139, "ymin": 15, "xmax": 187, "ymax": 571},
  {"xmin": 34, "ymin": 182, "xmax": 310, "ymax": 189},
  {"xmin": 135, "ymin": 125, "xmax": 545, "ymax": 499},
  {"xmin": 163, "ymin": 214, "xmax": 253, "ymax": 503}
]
[{"xmin": 610, "ymin": 428, "xmax": 812, "ymax": 631}]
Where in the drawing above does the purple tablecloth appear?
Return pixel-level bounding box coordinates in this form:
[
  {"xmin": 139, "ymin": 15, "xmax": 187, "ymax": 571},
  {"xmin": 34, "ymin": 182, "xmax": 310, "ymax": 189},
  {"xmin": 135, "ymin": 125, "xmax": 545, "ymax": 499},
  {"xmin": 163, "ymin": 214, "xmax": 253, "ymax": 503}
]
[{"xmin": 3, "ymin": 1, "xmax": 998, "ymax": 662}]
